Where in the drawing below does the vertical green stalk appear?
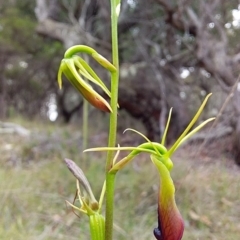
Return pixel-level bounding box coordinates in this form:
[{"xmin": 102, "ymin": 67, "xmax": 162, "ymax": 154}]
[
  {"xmin": 82, "ymin": 54, "xmax": 90, "ymax": 168},
  {"xmin": 105, "ymin": 0, "xmax": 119, "ymax": 239},
  {"xmin": 82, "ymin": 98, "xmax": 88, "ymax": 167}
]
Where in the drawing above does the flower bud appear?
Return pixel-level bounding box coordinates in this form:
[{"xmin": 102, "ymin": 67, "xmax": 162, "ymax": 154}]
[
  {"xmin": 64, "ymin": 159, "xmax": 99, "ymax": 210},
  {"xmin": 58, "ymin": 59, "xmax": 112, "ymax": 112}
]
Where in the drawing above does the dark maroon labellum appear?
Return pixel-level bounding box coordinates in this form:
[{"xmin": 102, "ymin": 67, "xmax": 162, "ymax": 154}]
[{"xmin": 154, "ymin": 227, "xmax": 163, "ymax": 240}]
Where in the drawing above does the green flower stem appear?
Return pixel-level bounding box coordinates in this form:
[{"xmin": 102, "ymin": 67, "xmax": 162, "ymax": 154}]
[
  {"xmin": 105, "ymin": 0, "xmax": 120, "ymax": 239},
  {"xmin": 82, "ymin": 98, "xmax": 88, "ymax": 167},
  {"xmin": 105, "ymin": 173, "xmax": 116, "ymax": 240}
]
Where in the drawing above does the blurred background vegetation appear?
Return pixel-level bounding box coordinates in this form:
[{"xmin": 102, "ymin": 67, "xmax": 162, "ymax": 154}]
[{"xmin": 0, "ymin": 0, "xmax": 240, "ymax": 239}]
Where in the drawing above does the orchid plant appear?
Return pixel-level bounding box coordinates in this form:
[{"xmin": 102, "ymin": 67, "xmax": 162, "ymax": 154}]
[{"xmin": 57, "ymin": 0, "xmax": 215, "ymax": 239}]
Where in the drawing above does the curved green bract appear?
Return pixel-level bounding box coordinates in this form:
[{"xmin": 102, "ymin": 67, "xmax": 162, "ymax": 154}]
[
  {"xmin": 64, "ymin": 45, "xmax": 96, "ymax": 58},
  {"xmin": 63, "ymin": 45, "xmax": 116, "ymax": 72}
]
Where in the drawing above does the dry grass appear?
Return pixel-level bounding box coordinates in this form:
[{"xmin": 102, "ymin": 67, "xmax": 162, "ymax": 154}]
[{"xmin": 1, "ymin": 118, "xmax": 240, "ymax": 240}]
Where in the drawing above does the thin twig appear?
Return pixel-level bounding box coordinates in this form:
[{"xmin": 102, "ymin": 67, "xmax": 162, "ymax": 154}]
[{"xmin": 196, "ymin": 74, "xmax": 240, "ymax": 154}]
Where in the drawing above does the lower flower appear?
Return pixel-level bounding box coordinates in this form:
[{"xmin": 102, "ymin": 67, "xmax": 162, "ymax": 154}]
[{"xmin": 151, "ymin": 155, "xmax": 184, "ymax": 240}]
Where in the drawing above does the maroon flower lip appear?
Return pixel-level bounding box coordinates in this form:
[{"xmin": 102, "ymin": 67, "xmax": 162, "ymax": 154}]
[
  {"xmin": 154, "ymin": 226, "xmax": 162, "ymax": 240},
  {"xmin": 151, "ymin": 156, "xmax": 184, "ymax": 240},
  {"xmin": 154, "ymin": 203, "xmax": 184, "ymax": 240}
]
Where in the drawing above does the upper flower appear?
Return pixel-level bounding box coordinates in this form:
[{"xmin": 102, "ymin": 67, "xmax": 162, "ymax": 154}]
[{"xmin": 58, "ymin": 45, "xmax": 117, "ymax": 112}]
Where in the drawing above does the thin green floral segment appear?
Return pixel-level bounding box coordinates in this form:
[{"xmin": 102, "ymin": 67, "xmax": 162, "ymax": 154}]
[
  {"xmin": 75, "ymin": 56, "xmax": 112, "ymax": 97},
  {"xmin": 161, "ymin": 108, "xmax": 172, "ymax": 146},
  {"xmin": 179, "ymin": 117, "xmax": 215, "ymax": 146},
  {"xmin": 64, "ymin": 56, "xmax": 110, "ymax": 97},
  {"xmin": 167, "ymin": 93, "xmax": 212, "ymax": 158},
  {"xmin": 92, "ymin": 53, "xmax": 117, "ymax": 72},
  {"xmin": 124, "ymin": 128, "xmax": 164, "ymax": 157},
  {"xmin": 123, "ymin": 128, "xmax": 174, "ymax": 170}
]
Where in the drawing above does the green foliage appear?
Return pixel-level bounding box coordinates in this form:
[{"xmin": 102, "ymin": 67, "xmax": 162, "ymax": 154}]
[
  {"xmin": 0, "ymin": 5, "xmax": 63, "ymax": 56},
  {"xmin": 0, "ymin": 8, "xmax": 36, "ymax": 52},
  {"xmin": 0, "ymin": 0, "xmax": 35, "ymax": 16}
]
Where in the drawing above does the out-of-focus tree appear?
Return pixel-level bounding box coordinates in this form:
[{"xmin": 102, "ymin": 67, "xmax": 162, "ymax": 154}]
[
  {"xmin": 0, "ymin": 0, "xmax": 64, "ymax": 119},
  {"xmin": 34, "ymin": 0, "xmax": 240, "ymax": 165},
  {"xmin": 151, "ymin": 0, "xmax": 240, "ymax": 163},
  {"xmin": 34, "ymin": 0, "xmax": 191, "ymax": 140}
]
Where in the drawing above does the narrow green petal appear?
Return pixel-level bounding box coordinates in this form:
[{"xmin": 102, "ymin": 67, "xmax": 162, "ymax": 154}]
[
  {"xmin": 84, "ymin": 146, "xmax": 156, "ymax": 155},
  {"xmin": 161, "ymin": 108, "xmax": 172, "ymax": 146},
  {"xmin": 65, "ymin": 200, "xmax": 87, "ymax": 214},
  {"xmin": 84, "ymin": 142, "xmax": 167, "ymax": 156},
  {"xmin": 168, "ymin": 93, "xmax": 212, "ymax": 157},
  {"xmin": 178, "ymin": 117, "xmax": 215, "ymax": 146},
  {"xmin": 124, "ymin": 128, "xmax": 162, "ymax": 156},
  {"xmin": 57, "ymin": 62, "xmax": 64, "ymax": 89},
  {"xmin": 92, "ymin": 52, "xmax": 117, "ymax": 72}
]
